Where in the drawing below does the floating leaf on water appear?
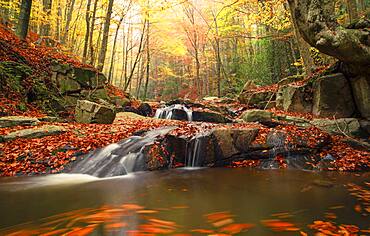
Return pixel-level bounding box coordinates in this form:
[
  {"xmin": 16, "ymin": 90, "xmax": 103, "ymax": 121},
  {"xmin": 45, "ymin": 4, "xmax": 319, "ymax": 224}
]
[
  {"xmin": 191, "ymin": 229, "xmax": 214, "ymax": 234},
  {"xmin": 137, "ymin": 210, "xmax": 159, "ymax": 214},
  {"xmin": 220, "ymin": 223, "xmax": 255, "ymax": 234}
]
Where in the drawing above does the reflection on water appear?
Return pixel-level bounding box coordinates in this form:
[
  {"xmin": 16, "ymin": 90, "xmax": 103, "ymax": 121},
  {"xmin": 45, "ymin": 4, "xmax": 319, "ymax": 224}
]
[{"xmin": 0, "ymin": 169, "xmax": 368, "ymax": 235}]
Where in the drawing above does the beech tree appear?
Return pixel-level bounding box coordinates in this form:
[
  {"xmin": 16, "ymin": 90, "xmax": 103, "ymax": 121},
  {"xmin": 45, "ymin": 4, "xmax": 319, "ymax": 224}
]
[
  {"xmin": 287, "ymin": 0, "xmax": 370, "ymax": 66},
  {"xmin": 17, "ymin": 0, "xmax": 33, "ymax": 40}
]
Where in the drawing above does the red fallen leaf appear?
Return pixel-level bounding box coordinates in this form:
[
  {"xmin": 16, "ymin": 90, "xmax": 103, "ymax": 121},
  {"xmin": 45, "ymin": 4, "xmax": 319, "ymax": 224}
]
[
  {"xmin": 220, "ymin": 223, "xmax": 255, "ymax": 234},
  {"xmin": 191, "ymin": 229, "xmax": 215, "ymax": 233},
  {"xmin": 39, "ymin": 228, "xmax": 70, "ymax": 236},
  {"xmin": 64, "ymin": 225, "xmax": 97, "ymax": 236},
  {"xmin": 261, "ymin": 219, "xmax": 300, "ymax": 232},
  {"xmin": 137, "ymin": 210, "xmax": 159, "ymax": 214},
  {"xmin": 148, "ymin": 218, "xmax": 177, "ymax": 228},
  {"xmin": 139, "ymin": 224, "xmax": 175, "ymax": 234},
  {"xmin": 212, "ymin": 218, "xmax": 234, "ymax": 228},
  {"xmin": 106, "ymin": 222, "xmax": 127, "ymax": 229},
  {"xmin": 205, "ymin": 211, "xmax": 234, "ymax": 222}
]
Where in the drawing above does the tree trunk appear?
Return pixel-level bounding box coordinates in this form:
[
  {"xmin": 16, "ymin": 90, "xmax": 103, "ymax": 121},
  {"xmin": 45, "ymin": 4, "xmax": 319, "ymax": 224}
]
[
  {"xmin": 82, "ymin": 0, "xmax": 92, "ymax": 63},
  {"xmin": 97, "ymin": 0, "xmax": 115, "ymax": 71},
  {"xmin": 143, "ymin": 11, "xmax": 150, "ymax": 101},
  {"xmin": 287, "ymin": 0, "xmax": 370, "ymax": 66},
  {"xmin": 41, "ymin": 0, "xmax": 52, "ymax": 36},
  {"xmin": 62, "ymin": 0, "xmax": 75, "ymax": 44},
  {"xmin": 88, "ymin": 0, "xmax": 99, "ymax": 64},
  {"xmin": 108, "ymin": 16, "xmax": 124, "ymax": 83},
  {"xmin": 56, "ymin": 0, "xmax": 62, "ymax": 41},
  {"xmin": 124, "ymin": 19, "xmax": 147, "ymax": 91},
  {"xmin": 17, "ymin": 0, "xmax": 32, "ymax": 40},
  {"xmin": 346, "ymin": 0, "xmax": 358, "ymax": 22}
]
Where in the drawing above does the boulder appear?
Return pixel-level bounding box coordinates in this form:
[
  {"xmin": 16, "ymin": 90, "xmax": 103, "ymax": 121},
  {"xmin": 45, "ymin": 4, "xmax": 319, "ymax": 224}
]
[
  {"xmin": 75, "ymin": 100, "xmax": 116, "ymax": 124},
  {"xmin": 239, "ymin": 91, "xmax": 276, "ymax": 109},
  {"xmin": 212, "ymin": 128, "xmax": 259, "ymax": 158},
  {"xmin": 350, "ymin": 76, "xmax": 370, "ymax": 119},
  {"xmin": 359, "ymin": 120, "xmax": 370, "ymax": 135},
  {"xmin": 0, "ymin": 116, "xmax": 39, "ymax": 128},
  {"xmin": 1, "ymin": 125, "xmax": 66, "ymax": 142},
  {"xmin": 138, "ymin": 103, "xmax": 153, "ymax": 117},
  {"xmin": 312, "ymin": 73, "xmax": 355, "ymax": 118},
  {"xmin": 56, "ymin": 74, "xmax": 81, "ymax": 93},
  {"xmin": 241, "ymin": 110, "xmax": 273, "ymax": 123},
  {"xmin": 276, "ymin": 84, "xmax": 312, "ymax": 113},
  {"xmin": 73, "ymin": 67, "xmax": 106, "ymax": 89},
  {"xmin": 110, "ymin": 96, "xmax": 131, "ymax": 107},
  {"xmin": 192, "ymin": 111, "xmax": 231, "ymax": 123},
  {"xmin": 311, "ymin": 118, "xmax": 361, "ymax": 136}
]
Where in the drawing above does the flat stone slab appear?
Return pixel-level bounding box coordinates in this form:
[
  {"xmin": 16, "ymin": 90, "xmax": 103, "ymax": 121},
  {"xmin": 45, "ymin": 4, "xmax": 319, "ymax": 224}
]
[
  {"xmin": 0, "ymin": 116, "xmax": 40, "ymax": 128},
  {"xmin": 242, "ymin": 110, "xmax": 273, "ymax": 122},
  {"xmin": 311, "ymin": 118, "xmax": 361, "ymax": 136},
  {"xmin": 0, "ymin": 125, "xmax": 67, "ymax": 142}
]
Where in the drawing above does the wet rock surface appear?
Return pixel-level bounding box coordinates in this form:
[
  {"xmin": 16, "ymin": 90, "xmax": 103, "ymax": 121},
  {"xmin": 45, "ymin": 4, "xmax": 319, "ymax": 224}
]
[{"xmin": 0, "ymin": 125, "xmax": 66, "ymax": 142}]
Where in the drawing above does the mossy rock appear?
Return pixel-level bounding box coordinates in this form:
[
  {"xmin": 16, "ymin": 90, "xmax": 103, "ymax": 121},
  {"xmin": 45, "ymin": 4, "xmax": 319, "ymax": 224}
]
[
  {"xmin": 0, "ymin": 61, "xmax": 32, "ymax": 93},
  {"xmin": 73, "ymin": 67, "xmax": 105, "ymax": 89}
]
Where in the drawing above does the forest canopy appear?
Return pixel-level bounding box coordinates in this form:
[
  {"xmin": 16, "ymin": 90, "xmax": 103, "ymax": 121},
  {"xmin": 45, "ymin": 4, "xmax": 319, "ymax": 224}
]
[{"xmin": 1, "ymin": 0, "xmax": 369, "ymax": 100}]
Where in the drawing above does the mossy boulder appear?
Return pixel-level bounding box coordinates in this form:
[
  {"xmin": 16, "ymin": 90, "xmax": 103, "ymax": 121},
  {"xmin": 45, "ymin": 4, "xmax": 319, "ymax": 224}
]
[
  {"xmin": 312, "ymin": 73, "xmax": 355, "ymax": 118},
  {"xmin": 73, "ymin": 67, "xmax": 106, "ymax": 89},
  {"xmin": 239, "ymin": 91, "xmax": 276, "ymax": 109},
  {"xmin": 276, "ymin": 84, "xmax": 313, "ymax": 113},
  {"xmin": 311, "ymin": 118, "xmax": 361, "ymax": 136},
  {"xmin": 350, "ymin": 76, "xmax": 370, "ymax": 119},
  {"xmin": 241, "ymin": 109, "xmax": 273, "ymax": 122}
]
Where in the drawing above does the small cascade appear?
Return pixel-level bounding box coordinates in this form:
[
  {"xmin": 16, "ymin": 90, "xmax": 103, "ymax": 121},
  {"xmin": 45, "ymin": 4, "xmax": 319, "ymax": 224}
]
[
  {"xmin": 155, "ymin": 104, "xmax": 193, "ymax": 121},
  {"xmin": 67, "ymin": 127, "xmax": 175, "ymax": 178},
  {"xmin": 184, "ymin": 133, "xmax": 210, "ymax": 167}
]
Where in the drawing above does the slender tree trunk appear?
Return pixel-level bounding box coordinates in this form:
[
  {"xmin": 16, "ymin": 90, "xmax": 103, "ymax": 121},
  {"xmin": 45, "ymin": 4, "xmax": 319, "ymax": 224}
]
[
  {"xmin": 70, "ymin": 0, "xmax": 83, "ymax": 50},
  {"xmin": 108, "ymin": 16, "xmax": 124, "ymax": 83},
  {"xmin": 17, "ymin": 0, "xmax": 32, "ymax": 40},
  {"xmin": 346, "ymin": 0, "xmax": 358, "ymax": 22},
  {"xmin": 88, "ymin": 0, "xmax": 99, "ymax": 64},
  {"xmin": 56, "ymin": 0, "xmax": 62, "ymax": 41},
  {"xmin": 97, "ymin": 0, "xmax": 115, "ymax": 71},
  {"xmin": 41, "ymin": 0, "xmax": 52, "ymax": 36},
  {"xmin": 143, "ymin": 8, "xmax": 150, "ymax": 101},
  {"xmin": 62, "ymin": 0, "xmax": 75, "ymax": 44},
  {"xmin": 124, "ymin": 19, "xmax": 147, "ymax": 91},
  {"xmin": 82, "ymin": 0, "xmax": 92, "ymax": 63}
]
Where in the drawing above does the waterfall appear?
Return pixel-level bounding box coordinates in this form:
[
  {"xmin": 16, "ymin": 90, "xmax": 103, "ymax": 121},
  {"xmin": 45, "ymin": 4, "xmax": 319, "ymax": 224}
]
[
  {"xmin": 184, "ymin": 133, "xmax": 210, "ymax": 167},
  {"xmin": 67, "ymin": 127, "xmax": 175, "ymax": 178},
  {"xmin": 155, "ymin": 104, "xmax": 193, "ymax": 121}
]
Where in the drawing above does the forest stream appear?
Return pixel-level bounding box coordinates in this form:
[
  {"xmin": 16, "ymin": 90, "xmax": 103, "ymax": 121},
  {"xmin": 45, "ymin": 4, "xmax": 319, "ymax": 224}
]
[
  {"xmin": 0, "ymin": 169, "xmax": 369, "ymax": 235},
  {"xmin": 1, "ymin": 0, "xmax": 370, "ymax": 235}
]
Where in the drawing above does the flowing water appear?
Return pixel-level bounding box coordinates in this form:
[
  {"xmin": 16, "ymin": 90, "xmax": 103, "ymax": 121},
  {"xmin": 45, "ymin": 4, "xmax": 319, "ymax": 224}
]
[
  {"xmin": 155, "ymin": 104, "xmax": 193, "ymax": 121},
  {"xmin": 66, "ymin": 127, "xmax": 175, "ymax": 178},
  {"xmin": 0, "ymin": 169, "xmax": 368, "ymax": 235}
]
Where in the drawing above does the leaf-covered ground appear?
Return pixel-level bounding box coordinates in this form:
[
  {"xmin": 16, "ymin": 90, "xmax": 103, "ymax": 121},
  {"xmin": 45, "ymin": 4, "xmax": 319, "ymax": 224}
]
[{"xmin": 1, "ymin": 113, "xmax": 369, "ymax": 176}]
